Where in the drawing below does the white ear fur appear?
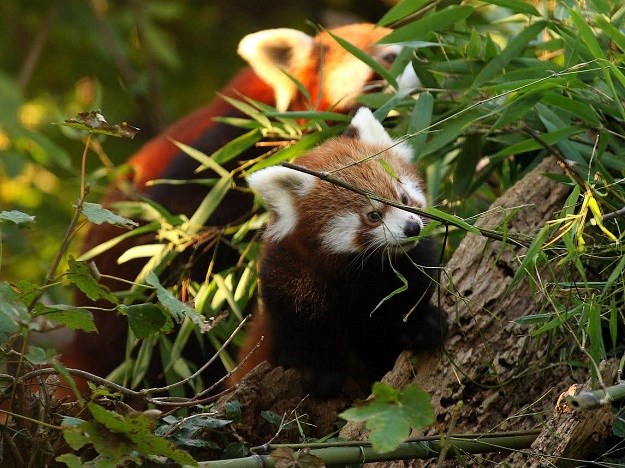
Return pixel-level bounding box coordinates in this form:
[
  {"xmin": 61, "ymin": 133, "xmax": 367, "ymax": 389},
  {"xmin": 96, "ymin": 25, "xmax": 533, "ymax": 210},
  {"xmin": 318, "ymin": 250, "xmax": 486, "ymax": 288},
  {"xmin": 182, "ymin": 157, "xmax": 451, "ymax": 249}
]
[
  {"xmin": 238, "ymin": 28, "xmax": 314, "ymax": 112},
  {"xmin": 247, "ymin": 166, "xmax": 316, "ymax": 240},
  {"xmin": 349, "ymin": 108, "xmax": 394, "ymax": 147},
  {"xmin": 349, "ymin": 108, "xmax": 414, "ymax": 163}
]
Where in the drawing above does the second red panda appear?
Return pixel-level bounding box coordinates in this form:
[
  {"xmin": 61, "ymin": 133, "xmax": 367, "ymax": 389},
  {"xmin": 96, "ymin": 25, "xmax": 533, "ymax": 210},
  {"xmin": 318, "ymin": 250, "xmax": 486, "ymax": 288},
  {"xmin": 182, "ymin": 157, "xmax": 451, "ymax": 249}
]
[{"xmin": 240, "ymin": 108, "xmax": 447, "ymax": 398}]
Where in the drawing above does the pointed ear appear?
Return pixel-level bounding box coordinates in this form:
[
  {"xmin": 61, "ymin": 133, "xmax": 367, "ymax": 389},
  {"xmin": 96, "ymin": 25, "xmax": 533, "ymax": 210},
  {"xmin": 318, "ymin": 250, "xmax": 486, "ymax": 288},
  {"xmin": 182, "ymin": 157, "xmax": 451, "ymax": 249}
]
[
  {"xmin": 346, "ymin": 107, "xmax": 414, "ymax": 162},
  {"xmin": 346, "ymin": 107, "xmax": 394, "ymax": 147},
  {"xmin": 238, "ymin": 28, "xmax": 314, "ymax": 112},
  {"xmin": 247, "ymin": 166, "xmax": 316, "ymax": 240}
]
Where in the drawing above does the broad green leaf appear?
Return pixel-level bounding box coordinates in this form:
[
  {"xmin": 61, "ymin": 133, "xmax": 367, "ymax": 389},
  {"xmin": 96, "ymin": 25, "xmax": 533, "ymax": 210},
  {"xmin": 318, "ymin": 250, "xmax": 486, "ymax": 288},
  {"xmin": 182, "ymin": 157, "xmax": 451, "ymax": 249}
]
[
  {"xmin": 367, "ymin": 406, "xmax": 411, "ymax": 453},
  {"xmin": 88, "ymin": 402, "xmax": 196, "ymax": 465},
  {"xmin": 25, "ymin": 345, "xmax": 51, "ymax": 365},
  {"xmin": 372, "ymin": 381, "xmax": 400, "ymax": 403},
  {"xmin": 66, "ymin": 256, "xmax": 118, "ymax": 304},
  {"xmin": 0, "ymin": 210, "xmax": 35, "ymax": 225},
  {"xmin": 473, "ymin": 21, "xmax": 547, "ymax": 88},
  {"xmin": 402, "ymin": 384, "xmax": 435, "ymax": 428},
  {"xmin": 379, "ymin": 6, "xmax": 474, "ymax": 44},
  {"xmin": 0, "ymin": 282, "xmax": 29, "ymax": 340},
  {"xmin": 145, "ymin": 272, "xmax": 204, "ymax": 326},
  {"xmin": 119, "ymin": 303, "xmax": 169, "ymax": 338},
  {"xmin": 59, "ymin": 111, "xmax": 139, "ymax": 138},
  {"xmin": 37, "ymin": 305, "xmax": 97, "ymax": 332},
  {"xmin": 80, "ymin": 202, "xmax": 138, "ymax": 228}
]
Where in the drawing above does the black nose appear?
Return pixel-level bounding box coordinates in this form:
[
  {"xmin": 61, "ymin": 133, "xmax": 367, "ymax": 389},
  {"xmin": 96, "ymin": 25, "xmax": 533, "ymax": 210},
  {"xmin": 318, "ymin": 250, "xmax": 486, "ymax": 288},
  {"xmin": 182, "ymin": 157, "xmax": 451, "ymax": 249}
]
[{"xmin": 404, "ymin": 220, "xmax": 421, "ymax": 237}]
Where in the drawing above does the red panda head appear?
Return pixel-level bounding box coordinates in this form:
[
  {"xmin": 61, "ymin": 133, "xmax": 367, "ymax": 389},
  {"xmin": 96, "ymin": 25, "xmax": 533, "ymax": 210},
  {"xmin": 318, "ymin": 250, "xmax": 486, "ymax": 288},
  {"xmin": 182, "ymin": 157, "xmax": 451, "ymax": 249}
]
[
  {"xmin": 238, "ymin": 23, "xmax": 419, "ymax": 112},
  {"xmin": 247, "ymin": 108, "xmax": 426, "ymax": 258}
]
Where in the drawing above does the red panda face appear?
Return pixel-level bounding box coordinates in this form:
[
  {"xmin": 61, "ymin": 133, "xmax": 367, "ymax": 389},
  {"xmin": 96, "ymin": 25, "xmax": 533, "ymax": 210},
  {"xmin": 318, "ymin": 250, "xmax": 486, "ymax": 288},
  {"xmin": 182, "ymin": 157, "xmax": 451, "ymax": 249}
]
[
  {"xmin": 238, "ymin": 23, "xmax": 419, "ymax": 112},
  {"xmin": 247, "ymin": 108, "xmax": 427, "ymax": 257}
]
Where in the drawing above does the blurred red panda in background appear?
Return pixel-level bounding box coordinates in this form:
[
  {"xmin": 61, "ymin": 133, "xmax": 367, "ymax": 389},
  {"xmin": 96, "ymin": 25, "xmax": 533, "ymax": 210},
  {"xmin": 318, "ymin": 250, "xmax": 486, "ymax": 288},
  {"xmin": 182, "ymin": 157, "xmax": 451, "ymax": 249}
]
[{"xmin": 62, "ymin": 23, "xmax": 419, "ymax": 390}]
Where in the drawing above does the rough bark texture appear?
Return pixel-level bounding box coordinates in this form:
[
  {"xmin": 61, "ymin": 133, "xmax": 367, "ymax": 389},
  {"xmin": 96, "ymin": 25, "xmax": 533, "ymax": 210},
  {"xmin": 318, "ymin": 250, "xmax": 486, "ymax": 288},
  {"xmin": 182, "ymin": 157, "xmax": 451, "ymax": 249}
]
[{"xmin": 339, "ymin": 157, "xmax": 609, "ymax": 466}]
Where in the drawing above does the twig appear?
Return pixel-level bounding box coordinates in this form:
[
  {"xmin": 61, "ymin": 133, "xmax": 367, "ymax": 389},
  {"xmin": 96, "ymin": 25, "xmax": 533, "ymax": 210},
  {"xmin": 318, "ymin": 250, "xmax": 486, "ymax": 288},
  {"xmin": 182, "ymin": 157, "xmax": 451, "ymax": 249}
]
[
  {"xmin": 17, "ymin": 0, "xmax": 62, "ymax": 90},
  {"xmin": 280, "ymin": 162, "xmax": 528, "ymax": 247},
  {"xmin": 143, "ymin": 315, "xmax": 249, "ymax": 396},
  {"xmin": 19, "ymin": 367, "xmax": 143, "ymax": 398},
  {"xmin": 602, "ymin": 205, "xmax": 625, "ymax": 222}
]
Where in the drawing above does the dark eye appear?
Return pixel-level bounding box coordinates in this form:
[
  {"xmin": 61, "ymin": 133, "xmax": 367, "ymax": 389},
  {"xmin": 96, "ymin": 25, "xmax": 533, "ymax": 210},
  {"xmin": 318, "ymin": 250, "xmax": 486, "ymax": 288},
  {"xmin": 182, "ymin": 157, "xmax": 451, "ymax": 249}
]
[
  {"xmin": 382, "ymin": 52, "xmax": 398, "ymax": 64},
  {"xmin": 367, "ymin": 211, "xmax": 382, "ymax": 223},
  {"xmin": 401, "ymin": 193, "xmax": 409, "ymax": 205}
]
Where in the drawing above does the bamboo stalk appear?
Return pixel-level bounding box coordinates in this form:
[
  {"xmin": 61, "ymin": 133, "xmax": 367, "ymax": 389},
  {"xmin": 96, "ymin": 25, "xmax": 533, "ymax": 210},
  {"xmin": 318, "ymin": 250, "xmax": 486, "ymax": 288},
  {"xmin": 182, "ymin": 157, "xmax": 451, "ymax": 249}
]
[
  {"xmin": 566, "ymin": 382, "xmax": 625, "ymax": 411},
  {"xmin": 198, "ymin": 431, "xmax": 540, "ymax": 467}
]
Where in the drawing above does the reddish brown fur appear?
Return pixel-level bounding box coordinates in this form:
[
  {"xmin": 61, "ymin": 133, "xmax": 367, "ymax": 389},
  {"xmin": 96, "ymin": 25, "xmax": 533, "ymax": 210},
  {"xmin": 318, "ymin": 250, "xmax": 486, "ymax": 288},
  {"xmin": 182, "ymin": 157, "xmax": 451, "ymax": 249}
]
[{"xmin": 228, "ymin": 135, "xmax": 427, "ymax": 388}]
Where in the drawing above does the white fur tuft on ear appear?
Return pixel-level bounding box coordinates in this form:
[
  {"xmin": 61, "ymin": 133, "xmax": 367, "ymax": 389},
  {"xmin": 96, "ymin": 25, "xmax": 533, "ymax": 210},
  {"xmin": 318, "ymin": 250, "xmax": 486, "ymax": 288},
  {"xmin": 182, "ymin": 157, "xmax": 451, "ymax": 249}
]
[
  {"xmin": 349, "ymin": 108, "xmax": 394, "ymax": 147},
  {"xmin": 238, "ymin": 28, "xmax": 314, "ymax": 112},
  {"xmin": 247, "ymin": 166, "xmax": 316, "ymax": 240},
  {"xmin": 348, "ymin": 107, "xmax": 415, "ymax": 163}
]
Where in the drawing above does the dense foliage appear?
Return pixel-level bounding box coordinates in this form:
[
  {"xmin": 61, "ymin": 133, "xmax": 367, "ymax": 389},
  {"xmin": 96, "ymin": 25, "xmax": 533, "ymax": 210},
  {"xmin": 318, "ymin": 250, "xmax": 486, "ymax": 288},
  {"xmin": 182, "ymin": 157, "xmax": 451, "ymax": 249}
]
[{"xmin": 2, "ymin": 0, "xmax": 625, "ymax": 465}]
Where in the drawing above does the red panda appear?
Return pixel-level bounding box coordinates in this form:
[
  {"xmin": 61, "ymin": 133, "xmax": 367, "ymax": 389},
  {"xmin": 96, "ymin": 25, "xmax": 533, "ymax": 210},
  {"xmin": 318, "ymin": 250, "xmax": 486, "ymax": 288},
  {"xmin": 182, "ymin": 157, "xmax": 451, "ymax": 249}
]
[
  {"xmin": 236, "ymin": 107, "xmax": 447, "ymax": 398},
  {"xmin": 64, "ymin": 23, "xmax": 420, "ymax": 389}
]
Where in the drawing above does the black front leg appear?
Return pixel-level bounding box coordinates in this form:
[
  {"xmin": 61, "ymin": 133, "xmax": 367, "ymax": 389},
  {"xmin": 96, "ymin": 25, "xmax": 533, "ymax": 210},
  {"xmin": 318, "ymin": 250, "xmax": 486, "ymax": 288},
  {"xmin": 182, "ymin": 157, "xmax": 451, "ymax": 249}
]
[{"xmin": 270, "ymin": 314, "xmax": 350, "ymax": 399}]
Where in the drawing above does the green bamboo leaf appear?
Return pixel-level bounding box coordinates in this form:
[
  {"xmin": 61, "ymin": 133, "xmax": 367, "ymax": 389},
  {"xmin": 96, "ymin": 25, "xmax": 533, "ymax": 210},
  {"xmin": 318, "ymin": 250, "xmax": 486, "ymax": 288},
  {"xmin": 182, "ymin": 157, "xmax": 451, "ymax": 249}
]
[
  {"xmin": 188, "ymin": 174, "xmax": 233, "ymax": 228},
  {"xmin": 473, "ymin": 21, "xmax": 547, "ymax": 88},
  {"xmin": 378, "ymin": 0, "xmax": 430, "ymax": 26},
  {"xmin": 586, "ymin": 300, "xmax": 605, "ymax": 363},
  {"xmin": 595, "ymin": 16, "xmax": 625, "ymax": 53},
  {"xmin": 479, "ymin": 0, "xmax": 540, "ymax": 16},
  {"xmin": 210, "ymin": 128, "xmax": 263, "ymax": 166},
  {"xmin": 422, "ymin": 207, "xmax": 480, "ymax": 235},
  {"xmin": 568, "ymin": 9, "xmax": 606, "ymax": 60},
  {"xmin": 248, "ymin": 126, "xmax": 343, "ymax": 171},
  {"xmin": 169, "ymin": 140, "xmax": 230, "ymax": 178},
  {"xmin": 326, "ymin": 29, "xmax": 397, "ymax": 89},
  {"xmin": 265, "ymin": 111, "xmax": 350, "ymax": 122},
  {"xmin": 407, "ymin": 92, "xmax": 433, "ymax": 156},
  {"xmin": 380, "ymin": 5, "xmax": 474, "ymax": 45},
  {"xmin": 466, "ymin": 28, "xmax": 482, "ymax": 58}
]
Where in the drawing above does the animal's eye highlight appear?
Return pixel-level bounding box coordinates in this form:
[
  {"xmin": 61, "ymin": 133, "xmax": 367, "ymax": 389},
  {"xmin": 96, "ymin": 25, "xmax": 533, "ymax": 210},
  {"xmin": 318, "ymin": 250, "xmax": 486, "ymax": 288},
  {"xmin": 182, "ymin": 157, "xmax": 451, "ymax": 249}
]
[{"xmin": 366, "ymin": 211, "xmax": 382, "ymax": 223}]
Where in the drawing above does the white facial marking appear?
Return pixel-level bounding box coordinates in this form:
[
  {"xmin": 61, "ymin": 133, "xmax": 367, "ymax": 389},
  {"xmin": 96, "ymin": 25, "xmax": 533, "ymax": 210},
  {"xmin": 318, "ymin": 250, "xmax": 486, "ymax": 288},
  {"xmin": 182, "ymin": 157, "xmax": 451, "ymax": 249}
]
[
  {"xmin": 397, "ymin": 62, "xmax": 420, "ymax": 91},
  {"xmin": 321, "ymin": 212, "xmax": 360, "ymax": 253},
  {"xmin": 246, "ymin": 166, "xmax": 316, "ymax": 241},
  {"xmin": 402, "ymin": 178, "xmax": 427, "ymax": 207},
  {"xmin": 325, "ymin": 58, "xmax": 374, "ymax": 109},
  {"xmin": 371, "ymin": 207, "xmax": 424, "ymax": 247}
]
